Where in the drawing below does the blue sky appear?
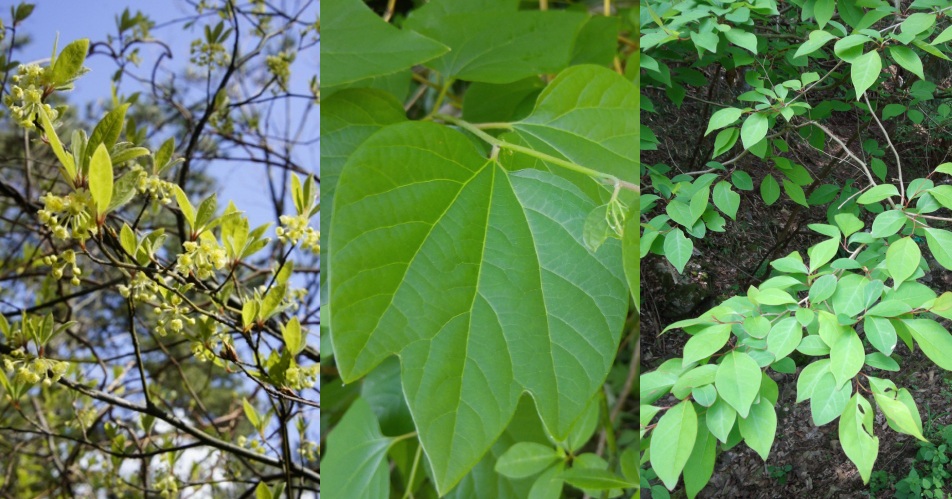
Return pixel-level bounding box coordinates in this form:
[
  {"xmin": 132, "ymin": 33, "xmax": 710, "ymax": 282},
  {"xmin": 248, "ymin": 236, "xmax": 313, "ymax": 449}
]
[{"xmin": 17, "ymin": 0, "xmax": 319, "ymax": 228}]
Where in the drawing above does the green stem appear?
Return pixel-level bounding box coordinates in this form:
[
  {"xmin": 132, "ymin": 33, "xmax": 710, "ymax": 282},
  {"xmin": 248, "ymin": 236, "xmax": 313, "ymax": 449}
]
[
  {"xmin": 402, "ymin": 442, "xmax": 423, "ymax": 499},
  {"xmin": 433, "ymin": 113, "xmax": 639, "ymax": 193},
  {"xmin": 426, "ymin": 78, "xmax": 455, "ymax": 119}
]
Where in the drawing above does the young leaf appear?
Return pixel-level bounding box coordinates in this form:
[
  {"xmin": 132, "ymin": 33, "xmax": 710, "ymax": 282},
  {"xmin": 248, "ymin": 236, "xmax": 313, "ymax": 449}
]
[
  {"xmin": 838, "ymin": 394, "xmax": 878, "ymax": 484},
  {"xmin": 649, "ymin": 400, "xmax": 697, "ymax": 491},
  {"xmin": 794, "ymin": 30, "xmax": 837, "ymax": 58},
  {"xmin": 714, "ymin": 351, "xmax": 762, "ymax": 418},
  {"xmin": 85, "ymin": 103, "xmax": 129, "ymax": 171},
  {"xmin": 495, "ymin": 442, "xmax": 560, "ymax": 479},
  {"xmin": 740, "ymin": 112, "xmax": 768, "ymax": 150},
  {"xmin": 171, "ymin": 184, "xmax": 196, "ymax": 228},
  {"xmin": 119, "ymin": 224, "xmax": 137, "ymax": 257},
  {"xmin": 663, "ymin": 228, "xmax": 693, "ymax": 274},
  {"xmin": 705, "ymin": 108, "xmax": 744, "ymax": 136},
  {"xmin": 51, "ymin": 38, "xmax": 89, "ymax": 85},
  {"xmin": 88, "ymin": 143, "xmax": 114, "ymax": 217},
  {"xmin": 850, "ymin": 51, "xmax": 882, "ymax": 99},
  {"xmin": 242, "ymin": 398, "xmax": 260, "ymax": 429},
  {"xmin": 885, "ymin": 237, "xmax": 920, "ymax": 285},
  {"xmin": 37, "ymin": 106, "xmax": 77, "ymax": 182},
  {"xmin": 281, "ymin": 317, "xmax": 305, "ymax": 356}
]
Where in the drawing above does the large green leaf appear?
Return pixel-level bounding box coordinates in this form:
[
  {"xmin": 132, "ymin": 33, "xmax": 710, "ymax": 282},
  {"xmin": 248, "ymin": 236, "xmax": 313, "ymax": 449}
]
[
  {"xmin": 322, "ymin": 398, "xmax": 395, "ymax": 498},
  {"xmin": 830, "ymin": 328, "xmax": 864, "ymax": 387},
  {"xmin": 903, "ymin": 319, "xmax": 952, "ymax": 371},
  {"xmin": 649, "ymin": 400, "xmax": 698, "ymax": 491},
  {"xmin": 322, "ymin": 0, "xmax": 447, "ymax": 90},
  {"xmin": 923, "ymin": 227, "xmax": 952, "ymax": 271},
  {"xmin": 329, "ymin": 122, "xmax": 627, "ymax": 494},
  {"xmin": 850, "ymin": 50, "xmax": 882, "ymax": 99},
  {"xmin": 683, "ymin": 425, "xmax": 716, "ymax": 498},
  {"xmin": 319, "ymin": 89, "xmax": 407, "ymax": 351},
  {"xmin": 511, "ymin": 65, "xmax": 639, "ymax": 185},
  {"xmin": 838, "ymin": 394, "xmax": 878, "ymax": 484},
  {"xmin": 738, "ymin": 398, "xmax": 776, "ymax": 460},
  {"xmin": 714, "ymin": 351, "xmax": 762, "ymax": 418},
  {"xmin": 810, "ymin": 372, "xmax": 850, "ymax": 426},
  {"xmin": 404, "ymin": 0, "xmax": 586, "ymax": 83},
  {"xmin": 885, "ymin": 237, "xmax": 920, "ymax": 286}
]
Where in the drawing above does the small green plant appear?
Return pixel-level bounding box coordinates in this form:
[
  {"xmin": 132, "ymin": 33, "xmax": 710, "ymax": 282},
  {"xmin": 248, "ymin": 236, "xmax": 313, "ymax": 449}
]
[
  {"xmin": 767, "ymin": 464, "xmax": 793, "ymax": 485},
  {"xmin": 869, "ymin": 469, "xmax": 895, "ymax": 498},
  {"xmin": 895, "ymin": 425, "xmax": 952, "ymax": 499}
]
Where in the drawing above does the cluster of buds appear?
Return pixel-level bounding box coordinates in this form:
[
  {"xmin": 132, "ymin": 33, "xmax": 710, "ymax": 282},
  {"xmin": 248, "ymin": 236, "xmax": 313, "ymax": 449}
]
[
  {"xmin": 7, "ymin": 357, "xmax": 69, "ymax": 387},
  {"xmin": 3, "ymin": 64, "xmax": 53, "ymax": 130},
  {"xmin": 190, "ymin": 38, "xmax": 229, "ymax": 67},
  {"xmin": 176, "ymin": 238, "xmax": 228, "ymax": 279},
  {"xmin": 276, "ymin": 213, "xmax": 319, "ymax": 253},
  {"xmin": 42, "ymin": 250, "xmax": 82, "ymax": 286},
  {"xmin": 266, "ymin": 51, "xmax": 294, "ymax": 91},
  {"xmin": 130, "ymin": 165, "xmax": 175, "ymax": 204},
  {"xmin": 190, "ymin": 338, "xmax": 222, "ymax": 363},
  {"xmin": 236, "ymin": 435, "xmax": 267, "ymax": 454},
  {"xmin": 284, "ymin": 362, "xmax": 318, "ymax": 390},
  {"xmin": 153, "ymin": 292, "xmax": 196, "ymax": 337},
  {"xmin": 37, "ymin": 191, "xmax": 97, "ymax": 242},
  {"xmin": 117, "ymin": 271, "xmax": 162, "ymax": 302}
]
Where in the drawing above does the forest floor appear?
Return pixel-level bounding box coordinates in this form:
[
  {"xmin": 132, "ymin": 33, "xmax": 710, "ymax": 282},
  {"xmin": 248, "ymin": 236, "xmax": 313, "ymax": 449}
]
[{"xmin": 640, "ymin": 83, "xmax": 952, "ymax": 498}]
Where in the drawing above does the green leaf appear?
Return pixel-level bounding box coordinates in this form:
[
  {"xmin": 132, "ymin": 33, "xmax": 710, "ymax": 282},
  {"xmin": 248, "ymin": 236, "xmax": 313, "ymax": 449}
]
[
  {"xmin": 329, "ymin": 122, "xmax": 627, "ymax": 494},
  {"xmin": 738, "ymin": 399, "xmax": 776, "ymax": 460},
  {"xmin": 930, "ymin": 184, "xmax": 952, "ymax": 209},
  {"xmin": 623, "ymin": 206, "xmax": 639, "ymax": 311},
  {"xmin": 322, "ymin": 398, "xmax": 395, "ymax": 498},
  {"xmin": 242, "ymin": 398, "xmax": 260, "ymax": 429},
  {"xmin": 814, "ymin": 0, "xmax": 835, "ymax": 29},
  {"xmin": 794, "ymin": 30, "xmax": 837, "ymax": 58},
  {"xmin": 37, "ymin": 106, "xmax": 76, "ymax": 182},
  {"xmin": 282, "ymin": 317, "xmax": 305, "ymax": 356},
  {"xmin": 119, "ymin": 224, "xmax": 137, "ymax": 257},
  {"xmin": 760, "ymin": 174, "xmax": 780, "ymax": 205},
  {"xmin": 664, "ymin": 228, "xmax": 693, "ymax": 274},
  {"xmin": 882, "ymin": 103, "xmax": 906, "ymax": 120},
  {"xmin": 706, "ymin": 398, "xmax": 737, "ymax": 443},
  {"xmin": 796, "ymin": 360, "xmax": 830, "ymax": 403},
  {"xmin": 512, "ymin": 65, "xmax": 639, "ymax": 185},
  {"xmin": 888, "ymin": 46, "xmax": 925, "ymax": 80},
  {"xmin": 740, "ymin": 112, "xmax": 768, "ymax": 151},
  {"xmin": 649, "ymin": 400, "xmax": 697, "ymax": 491},
  {"xmin": 254, "ymin": 482, "xmax": 272, "ymax": 499},
  {"xmin": 864, "ymin": 316, "xmax": 898, "ymax": 356},
  {"xmin": 725, "ymin": 28, "xmax": 757, "ymax": 54},
  {"xmin": 903, "ymin": 319, "xmax": 952, "ymax": 371},
  {"xmin": 715, "ymin": 351, "xmax": 762, "ymax": 418},
  {"xmin": 870, "ymin": 209, "xmax": 906, "ymax": 238},
  {"xmin": 754, "ymin": 288, "xmax": 796, "ymax": 306},
  {"xmin": 838, "ymin": 394, "xmax": 878, "ymax": 484},
  {"xmin": 900, "ymin": 13, "xmax": 936, "ymax": 38},
  {"xmin": 85, "ymin": 104, "xmax": 129, "ymax": 171},
  {"xmin": 931, "ymin": 25, "xmax": 952, "ymax": 46},
  {"xmin": 713, "ymin": 128, "xmax": 739, "ymax": 157},
  {"xmin": 924, "ymin": 227, "xmax": 952, "ymax": 271},
  {"xmin": 857, "ymin": 183, "xmax": 899, "ymax": 204},
  {"xmin": 873, "ymin": 392, "xmax": 926, "ymax": 441},
  {"xmin": 527, "ymin": 463, "xmax": 565, "ymax": 499},
  {"xmin": 782, "ymin": 179, "xmax": 808, "ymax": 207},
  {"xmin": 683, "ymin": 324, "xmax": 731, "ymax": 365},
  {"xmin": 713, "ymin": 181, "xmax": 740, "ymax": 220},
  {"xmin": 810, "ymin": 372, "xmax": 851, "ymax": 426},
  {"xmin": 50, "ymin": 38, "xmax": 88, "ymax": 84},
  {"xmin": 683, "ymin": 426, "xmax": 716, "ymax": 498},
  {"xmin": 560, "ymin": 468, "xmax": 635, "ymax": 491},
  {"xmin": 322, "ymin": 0, "xmax": 447, "ymax": 89},
  {"xmin": 495, "ymin": 442, "xmax": 560, "ymax": 479},
  {"xmin": 809, "ymin": 274, "xmax": 838, "ymax": 303},
  {"xmin": 885, "ymin": 237, "xmax": 920, "ymax": 285},
  {"xmin": 171, "ymin": 184, "xmax": 196, "ymax": 228},
  {"xmin": 88, "ymin": 143, "xmax": 113, "ymax": 217},
  {"xmin": 766, "ymin": 317, "xmax": 802, "ymax": 361},
  {"xmin": 865, "ymin": 352, "xmax": 899, "ymax": 371},
  {"xmin": 830, "ymin": 328, "xmax": 864, "ymax": 387},
  {"xmin": 732, "ymin": 171, "xmax": 753, "ymax": 191},
  {"xmin": 405, "ymin": 2, "xmax": 586, "ymax": 83},
  {"xmin": 705, "ymin": 108, "xmax": 744, "ymax": 136},
  {"xmin": 850, "ymin": 50, "xmax": 882, "ymax": 99}
]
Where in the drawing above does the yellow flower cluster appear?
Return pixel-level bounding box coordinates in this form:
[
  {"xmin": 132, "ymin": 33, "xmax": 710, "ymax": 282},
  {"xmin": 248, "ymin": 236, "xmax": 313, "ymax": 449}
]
[
  {"xmin": 176, "ymin": 238, "xmax": 228, "ymax": 279},
  {"xmin": 37, "ymin": 191, "xmax": 97, "ymax": 241},
  {"xmin": 153, "ymin": 292, "xmax": 196, "ymax": 337},
  {"xmin": 131, "ymin": 165, "xmax": 175, "ymax": 204},
  {"xmin": 42, "ymin": 249, "xmax": 82, "ymax": 286},
  {"xmin": 3, "ymin": 64, "xmax": 54, "ymax": 130},
  {"xmin": 276, "ymin": 214, "xmax": 319, "ymax": 253}
]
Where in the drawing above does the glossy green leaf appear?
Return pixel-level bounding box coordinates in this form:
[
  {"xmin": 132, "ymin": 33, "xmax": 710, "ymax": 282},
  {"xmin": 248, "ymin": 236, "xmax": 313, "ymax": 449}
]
[
  {"xmin": 663, "ymin": 228, "xmax": 692, "ymax": 274},
  {"xmin": 88, "ymin": 143, "xmax": 113, "ymax": 216},
  {"xmin": 712, "ymin": 181, "xmax": 740, "ymax": 220},
  {"xmin": 864, "ymin": 316, "xmax": 898, "ymax": 356},
  {"xmin": 329, "ymin": 122, "xmax": 627, "ymax": 494},
  {"xmin": 766, "ymin": 317, "xmax": 802, "ymax": 361},
  {"xmin": 838, "ymin": 394, "xmax": 878, "ymax": 484},
  {"xmin": 903, "ymin": 319, "xmax": 952, "ymax": 371},
  {"xmin": 850, "ymin": 50, "xmax": 882, "ymax": 99},
  {"xmin": 870, "ymin": 209, "xmax": 906, "ymax": 238},
  {"xmin": 649, "ymin": 400, "xmax": 698, "ymax": 491},
  {"xmin": 888, "ymin": 46, "xmax": 925, "ymax": 80},
  {"xmin": 810, "ymin": 372, "xmax": 850, "ymax": 426},
  {"xmin": 885, "ymin": 237, "xmax": 920, "ymax": 286},
  {"xmin": 51, "ymin": 38, "xmax": 89, "ymax": 84},
  {"xmin": 282, "ymin": 317, "xmax": 305, "ymax": 356},
  {"xmin": 512, "ymin": 65, "xmax": 639, "ymax": 185},
  {"xmin": 683, "ymin": 324, "xmax": 731, "ymax": 365},
  {"xmin": 738, "ymin": 399, "xmax": 776, "ymax": 460},
  {"xmin": 794, "ymin": 30, "xmax": 837, "ymax": 58},
  {"xmin": 323, "ymin": 398, "xmax": 394, "ymax": 499},
  {"xmin": 405, "ymin": 1, "xmax": 586, "ymax": 83},
  {"xmin": 830, "ymin": 329, "xmax": 864, "ymax": 387},
  {"xmin": 322, "ymin": 0, "xmax": 447, "ymax": 89},
  {"xmin": 706, "ymin": 398, "xmax": 737, "ymax": 443},
  {"xmin": 740, "ymin": 112, "xmax": 768, "ymax": 150},
  {"xmin": 715, "ymin": 351, "xmax": 762, "ymax": 418},
  {"xmin": 495, "ymin": 442, "xmax": 560, "ymax": 479},
  {"xmin": 683, "ymin": 426, "xmax": 716, "ymax": 499},
  {"xmin": 809, "ymin": 274, "xmax": 838, "ymax": 303},
  {"xmin": 923, "ymin": 227, "xmax": 952, "ymax": 271},
  {"xmin": 705, "ymin": 108, "xmax": 743, "ymax": 136},
  {"xmin": 856, "ymin": 184, "xmax": 899, "ymax": 204}
]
